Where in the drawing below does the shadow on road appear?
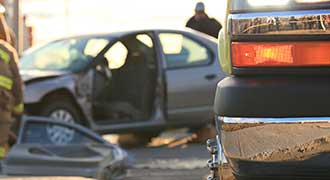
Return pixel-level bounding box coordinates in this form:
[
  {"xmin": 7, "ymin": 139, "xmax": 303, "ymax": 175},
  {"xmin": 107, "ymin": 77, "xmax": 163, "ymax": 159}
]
[{"xmin": 110, "ymin": 128, "xmax": 215, "ymax": 180}]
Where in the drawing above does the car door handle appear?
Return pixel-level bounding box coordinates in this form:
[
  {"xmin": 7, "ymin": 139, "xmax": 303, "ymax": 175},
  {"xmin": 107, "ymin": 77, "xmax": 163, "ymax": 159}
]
[{"xmin": 205, "ymin": 74, "xmax": 217, "ymax": 80}]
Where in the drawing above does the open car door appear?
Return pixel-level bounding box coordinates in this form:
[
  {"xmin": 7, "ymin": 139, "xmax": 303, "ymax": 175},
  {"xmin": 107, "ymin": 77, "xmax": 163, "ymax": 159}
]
[{"xmin": 3, "ymin": 116, "xmax": 128, "ymax": 179}]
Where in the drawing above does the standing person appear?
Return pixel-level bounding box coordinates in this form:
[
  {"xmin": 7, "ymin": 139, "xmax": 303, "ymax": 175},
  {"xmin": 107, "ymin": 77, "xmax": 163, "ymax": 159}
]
[
  {"xmin": 186, "ymin": 2, "xmax": 222, "ymax": 38},
  {"xmin": 0, "ymin": 3, "xmax": 23, "ymax": 159}
]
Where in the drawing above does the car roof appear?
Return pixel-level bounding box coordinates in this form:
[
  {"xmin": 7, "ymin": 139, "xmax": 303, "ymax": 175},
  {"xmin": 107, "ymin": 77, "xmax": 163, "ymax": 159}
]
[
  {"xmin": 23, "ymin": 28, "xmax": 217, "ymax": 55},
  {"xmin": 53, "ymin": 28, "xmax": 216, "ymax": 42}
]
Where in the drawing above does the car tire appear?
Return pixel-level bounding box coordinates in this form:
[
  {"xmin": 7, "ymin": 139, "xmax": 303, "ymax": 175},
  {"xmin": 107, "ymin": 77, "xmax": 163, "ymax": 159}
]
[
  {"xmin": 41, "ymin": 97, "xmax": 82, "ymax": 124},
  {"xmin": 40, "ymin": 96, "xmax": 83, "ymax": 144}
]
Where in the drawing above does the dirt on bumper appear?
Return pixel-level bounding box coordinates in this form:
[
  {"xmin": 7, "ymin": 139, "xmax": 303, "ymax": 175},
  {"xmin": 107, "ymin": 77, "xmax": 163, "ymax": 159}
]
[{"xmin": 221, "ymin": 122, "xmax": 330, "ymax": 178}]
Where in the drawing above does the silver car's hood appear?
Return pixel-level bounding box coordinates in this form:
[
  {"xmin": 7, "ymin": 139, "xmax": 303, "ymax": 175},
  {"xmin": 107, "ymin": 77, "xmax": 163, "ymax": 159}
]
[{"xmin": 20, "ymin": 69, "xmax": 69, "ymax": 82}]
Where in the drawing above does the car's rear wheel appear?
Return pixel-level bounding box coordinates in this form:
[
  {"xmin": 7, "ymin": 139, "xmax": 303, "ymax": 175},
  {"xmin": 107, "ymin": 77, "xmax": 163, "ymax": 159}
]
[{"xmin": 41, "ymin": 97, "xmax": 83, "ymax": 145}]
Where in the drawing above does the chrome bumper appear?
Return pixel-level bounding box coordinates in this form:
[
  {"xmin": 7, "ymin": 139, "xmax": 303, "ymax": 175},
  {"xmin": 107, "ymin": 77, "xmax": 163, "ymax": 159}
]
[
  {"xmin": 230, "ymin": 9, "xmax": 330, "ymax": 36},
  {"xmin": 217, "ymin": 116, "xmax": 330, "ymax": 178}
]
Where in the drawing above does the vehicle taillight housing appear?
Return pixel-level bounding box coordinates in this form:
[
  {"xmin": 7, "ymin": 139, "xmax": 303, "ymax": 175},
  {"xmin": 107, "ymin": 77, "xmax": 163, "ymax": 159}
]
[{"xmin": 232, "ymin": 42, "xmax": 330, "ymax": 67}]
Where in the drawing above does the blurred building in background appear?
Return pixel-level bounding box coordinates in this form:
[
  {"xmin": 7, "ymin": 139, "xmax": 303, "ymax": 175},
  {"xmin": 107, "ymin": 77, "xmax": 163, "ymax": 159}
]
[
  {"xmin": 22, "ymin": 0, "xmax": 224, "ymax": 46},
  {"xmin": 2, "ymin": 0, "xmax": 32, "ymax": 54},
  {"xmin": 0, "ymin": 0, "xmax": 224, "ymax": 52},
  {"xmin": 1, "ymin": 0, "xmax": 225, "ymax": 52}
]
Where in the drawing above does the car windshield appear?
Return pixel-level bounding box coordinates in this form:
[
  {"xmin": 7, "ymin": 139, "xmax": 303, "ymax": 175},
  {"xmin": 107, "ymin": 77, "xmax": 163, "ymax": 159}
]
[{"xmin": 20, "ymin": 37, "xmax": 110, "ymax": 72}]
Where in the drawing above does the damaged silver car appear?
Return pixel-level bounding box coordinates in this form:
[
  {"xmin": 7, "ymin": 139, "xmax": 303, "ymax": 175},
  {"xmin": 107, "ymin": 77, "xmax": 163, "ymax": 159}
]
[{"xmin": 20, "ymin": 29, "xmax": 226, "ymax": 144}]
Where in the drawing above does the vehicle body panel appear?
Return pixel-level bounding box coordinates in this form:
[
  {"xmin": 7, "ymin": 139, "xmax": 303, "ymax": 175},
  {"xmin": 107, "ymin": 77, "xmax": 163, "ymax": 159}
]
[
  {"xmin": 157, "ymin": 30, "xmax": 226, "ymax": 123},
  {"xmin": 219, "ymin": 0, "xmax": 231, "ymax": 74},
  {"xmin": 24, "ymin": 74, "xmax": 77, "ymax": 104},
  {"xmin": 21, "ymin": 70, "xmax": 69, "ymax": 83},
  {"xmin": 3, "ymin": 116, "xmax": 128, "ymax": 179}
]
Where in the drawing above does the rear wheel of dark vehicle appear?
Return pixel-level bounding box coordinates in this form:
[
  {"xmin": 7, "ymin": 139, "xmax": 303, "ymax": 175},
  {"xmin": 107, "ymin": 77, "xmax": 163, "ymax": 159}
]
[{"xmin": 40, "ymin": 97, "xmax": 83, "ymax": 145}]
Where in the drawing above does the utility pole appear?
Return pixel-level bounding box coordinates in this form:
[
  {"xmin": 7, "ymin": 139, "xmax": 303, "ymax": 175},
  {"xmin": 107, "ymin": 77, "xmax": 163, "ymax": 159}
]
[
  {"xmin": 13, "ymin": 0, "xmax": 23, "ymax": 54},
  {"xmin": 65, "ymin": 0, "xmax": 70, "ymax": 34}
]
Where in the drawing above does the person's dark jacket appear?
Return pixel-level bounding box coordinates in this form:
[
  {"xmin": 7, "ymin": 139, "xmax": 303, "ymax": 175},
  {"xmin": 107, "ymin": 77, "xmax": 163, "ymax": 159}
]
[{"xmin": 186, "ymin": 16, "xmax": 222, "ymax": 38}]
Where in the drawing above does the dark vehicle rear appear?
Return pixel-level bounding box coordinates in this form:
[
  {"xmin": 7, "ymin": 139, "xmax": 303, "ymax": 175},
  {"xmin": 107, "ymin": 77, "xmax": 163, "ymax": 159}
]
[{"xmin": 209, "ymin": 0, "xmax": 330, "ymax": 179}]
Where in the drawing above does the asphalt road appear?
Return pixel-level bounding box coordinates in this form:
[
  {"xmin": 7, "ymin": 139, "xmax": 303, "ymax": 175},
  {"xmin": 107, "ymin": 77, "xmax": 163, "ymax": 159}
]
[{"xmin": 126, "ymin": 143, "xmax": 209, "ymax": 180}]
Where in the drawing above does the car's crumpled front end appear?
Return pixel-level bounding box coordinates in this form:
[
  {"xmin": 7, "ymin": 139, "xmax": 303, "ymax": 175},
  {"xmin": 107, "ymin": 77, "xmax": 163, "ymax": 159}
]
[{"xmin": 209, "ymin": 0, "xmax": 330, "ymax": 179}]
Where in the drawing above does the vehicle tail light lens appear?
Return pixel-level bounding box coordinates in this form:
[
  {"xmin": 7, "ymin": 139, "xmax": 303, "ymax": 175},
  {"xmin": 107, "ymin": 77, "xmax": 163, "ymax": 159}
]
[{"xmin": 232, "ymin": 42, "xmax": 330, "ymax": 67}]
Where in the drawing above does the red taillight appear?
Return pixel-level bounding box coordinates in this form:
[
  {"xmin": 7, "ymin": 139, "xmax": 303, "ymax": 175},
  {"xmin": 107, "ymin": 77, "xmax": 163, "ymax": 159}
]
[{"xmin": 232, "ymin": 42, "xmax": 330, "ymax": 67}]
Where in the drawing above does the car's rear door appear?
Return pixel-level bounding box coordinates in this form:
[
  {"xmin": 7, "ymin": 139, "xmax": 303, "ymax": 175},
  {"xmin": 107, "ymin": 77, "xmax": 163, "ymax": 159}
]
[{"xmin": 156, "ymin": 31, "xmax": 226, "ymax": 123}]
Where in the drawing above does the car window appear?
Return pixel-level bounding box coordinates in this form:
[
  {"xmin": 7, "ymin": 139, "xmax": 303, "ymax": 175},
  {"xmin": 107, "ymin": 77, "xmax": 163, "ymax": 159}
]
[
  {"xmin": 104, "ymin": 33, "xmax": 155, "ymax": 70},
  {"xmin": 20, "ymin": 38, "xmax": 109, "ymax": 72},
  {"xmin": 136, "ymin": 34, "xmax": 154, "ymax": 48},
  {"xmin": 104, "ymin": 41, "xmax": 128, "ymax": 69},
  {"xmin": 22, "ymin": 122, "xmax": 101, "ymax": 145},
  {"xmin": 84, "ymin": 38, "xmax": 110, "ymax": 57},
  {"xmin": 158, "ymin": 33, "xmax": 211, "ymax": 69}
]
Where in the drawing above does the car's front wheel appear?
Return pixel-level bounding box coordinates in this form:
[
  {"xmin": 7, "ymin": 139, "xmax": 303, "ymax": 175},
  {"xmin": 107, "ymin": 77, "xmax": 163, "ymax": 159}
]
[{"xmin": 40, "ymin": 97, "xmax": 83, "ymax": 145}]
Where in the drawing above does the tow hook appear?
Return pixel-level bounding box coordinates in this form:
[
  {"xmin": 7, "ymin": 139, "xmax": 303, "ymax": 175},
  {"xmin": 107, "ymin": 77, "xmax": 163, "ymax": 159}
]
[{"xmin": 207, "ymin": 139, "xmax": 219, "ymax": 180}]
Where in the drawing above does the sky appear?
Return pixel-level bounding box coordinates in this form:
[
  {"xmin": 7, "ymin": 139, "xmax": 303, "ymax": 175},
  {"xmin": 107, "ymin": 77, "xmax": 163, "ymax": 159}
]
[{"xmin": 22, "ymin": 0, "xmax": 225, "ymax": 44}]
